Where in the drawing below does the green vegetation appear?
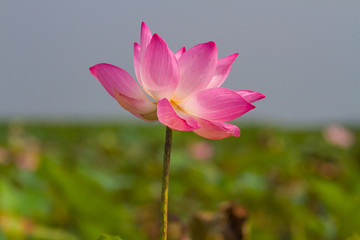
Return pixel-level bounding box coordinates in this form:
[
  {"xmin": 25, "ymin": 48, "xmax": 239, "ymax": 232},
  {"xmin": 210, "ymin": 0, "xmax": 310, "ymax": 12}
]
[{"xmin": 0, "ymin": 121, "xmax": 359, "ymax": 240}]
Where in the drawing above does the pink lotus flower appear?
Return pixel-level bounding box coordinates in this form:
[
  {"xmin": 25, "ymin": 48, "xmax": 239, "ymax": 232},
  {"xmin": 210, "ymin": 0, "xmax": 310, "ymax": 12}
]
[{"xmin": 90, "ymin": 22, "xmax": 264, "ymax": 139}]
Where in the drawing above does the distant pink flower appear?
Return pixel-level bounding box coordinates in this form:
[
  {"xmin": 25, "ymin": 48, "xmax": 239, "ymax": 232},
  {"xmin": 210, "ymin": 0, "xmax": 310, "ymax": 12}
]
[
  {"xmin": 189, "ymin": 141, "xmax": 214, "ymax": 161},
  {"xmin": 90, "ymin": 22, "xmax": 264, "ymax": 139},
  {"xmin": 323, "ymin": 124, "xmax": 355, "ymax": 148}
]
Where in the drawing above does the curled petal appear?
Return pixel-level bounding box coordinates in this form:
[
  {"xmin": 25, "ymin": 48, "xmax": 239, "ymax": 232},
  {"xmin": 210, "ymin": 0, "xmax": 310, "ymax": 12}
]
[
  {"xmin": 90, "ymin": 63, "xmax": 157, "ymax": 120},
  {"xmin": 207, "ymin": 53, "xmax": 238, "ymax": 88},
  {"xmin": 140, "ymin": 22, "xmax": 152, "ymax": 58},
  {"xmin": 172, "ymin": 42, "xmax": 218, "ymax": 101},
  {"xmin": 157, "ymin": 98, "xmax": 199, "ymax": 131},
  {"xmin": 140, "ymin": 34, "xmax": 179, "ymax": 100},
  {"xmin": 182, "ymin": 88, "xmax": 255, "ymax": 122},
  {"xmin": 235, "ymin": 90, "xmax": 265, "ymax": 103},
  {"xmin": 194, "ymin": 119, "xmax": 240, "ymax": 139},
  {"xmin": 90, "ymin": 63, "xmax": 147, "ymax": 99},
  {"xmin": 175, "ymin": 47, "xmax": 186, "ymax": 60}
]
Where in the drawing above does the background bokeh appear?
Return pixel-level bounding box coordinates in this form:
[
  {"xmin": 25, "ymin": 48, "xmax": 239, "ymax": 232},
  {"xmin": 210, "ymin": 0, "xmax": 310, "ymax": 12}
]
[
  {"xmin": 1, "ymin": 1, "xmax": 360, "ymax": 240},
  {"xmin": 1, "ymin": 123, "xmax": 359, "ymax": 240}
]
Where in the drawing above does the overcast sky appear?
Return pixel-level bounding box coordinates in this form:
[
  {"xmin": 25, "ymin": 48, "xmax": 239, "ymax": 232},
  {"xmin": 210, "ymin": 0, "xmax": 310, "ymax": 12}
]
[{"xmin": 1, "ymin": 1, "xmax": 359, "ymax": 124}]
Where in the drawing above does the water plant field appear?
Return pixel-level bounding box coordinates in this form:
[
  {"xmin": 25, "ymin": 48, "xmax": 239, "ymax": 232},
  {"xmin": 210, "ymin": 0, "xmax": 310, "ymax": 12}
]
[{"xmin": 0, "ymin": 122, "xmax": 359, "ymax": 240}]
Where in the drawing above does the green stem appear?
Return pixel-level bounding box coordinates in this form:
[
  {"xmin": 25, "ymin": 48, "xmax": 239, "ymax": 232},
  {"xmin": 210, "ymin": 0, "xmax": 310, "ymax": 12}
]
[{"xmin": 160, "ymin": 126, "xmax": 172, "ymax": 240}]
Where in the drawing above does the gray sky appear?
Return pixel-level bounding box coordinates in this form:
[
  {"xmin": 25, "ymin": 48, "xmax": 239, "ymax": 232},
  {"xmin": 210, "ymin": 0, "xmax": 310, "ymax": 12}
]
[{"xmin": 1, "ymin": 1, "xmax": 359, "ymax": 124}]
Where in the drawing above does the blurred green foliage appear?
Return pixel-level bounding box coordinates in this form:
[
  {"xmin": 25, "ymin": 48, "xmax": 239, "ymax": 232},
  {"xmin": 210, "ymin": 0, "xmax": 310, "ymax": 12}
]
[
  {"xmin": 0, "ymin": 121, "xmax": 359, "ymax": 240},
  {"xmin": 97, "ymin": 234, "xmax": 122, "ymax": 240}
]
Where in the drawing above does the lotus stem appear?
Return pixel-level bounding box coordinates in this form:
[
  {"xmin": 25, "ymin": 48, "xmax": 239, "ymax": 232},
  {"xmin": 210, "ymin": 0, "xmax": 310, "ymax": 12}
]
[{"xmin": 160, "ymin": 126, "xmax": 172, "ymax": 240}]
